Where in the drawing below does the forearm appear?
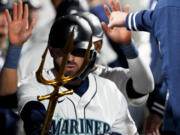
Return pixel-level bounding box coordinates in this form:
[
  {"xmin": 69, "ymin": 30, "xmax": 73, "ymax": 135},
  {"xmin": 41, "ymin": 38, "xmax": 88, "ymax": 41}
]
[
  {"xmin": 128, "ymin": 56, "xmax": 154, "ymax": 94},
  {"xmin": 121, "ymin": 42, "xmax": 154, "ymax": 95},
  {"xmin": 0, "ymin": 44, "xmax": 22, "ymax": 95},
  {"xmin": 125, "ymin": 10, "xmax": 154, "ymax": 32},
  {"xmin": 147, "ymin": 82, "xmax": 167, "ymax": 117},
  {"xmin": 0, "ymin": 68, "xmax": 18, "ymax": 95}
]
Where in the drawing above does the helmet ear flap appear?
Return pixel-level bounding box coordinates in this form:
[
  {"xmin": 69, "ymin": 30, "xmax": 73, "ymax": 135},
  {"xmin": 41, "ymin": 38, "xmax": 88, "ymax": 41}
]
[
  {"xmin": 79, "ymin": 50, "xmax": 97, "ymax": 80},
  {"xmin": 78, "ymin": 34, "xmax": 97, "ymax": 80}
]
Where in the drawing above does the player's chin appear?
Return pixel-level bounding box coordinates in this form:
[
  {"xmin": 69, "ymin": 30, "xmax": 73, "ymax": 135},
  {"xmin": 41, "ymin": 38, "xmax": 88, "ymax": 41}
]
[{"xmin": 64, "ymin": 70, "xmax": 77, "ymax": 76}]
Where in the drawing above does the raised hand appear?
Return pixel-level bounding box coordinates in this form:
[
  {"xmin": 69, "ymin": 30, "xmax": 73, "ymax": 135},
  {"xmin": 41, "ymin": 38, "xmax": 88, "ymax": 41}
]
[
  {"xmin": 106, "ymin": 0, "xmax": 128, "ymax": 28},
  {"xmin": 5, "ymin": 1, "xmax": 35, "ymax": 46},
  {"xmin": 102, "ymin": 0, "xmax": 131, "ymax": 44}
]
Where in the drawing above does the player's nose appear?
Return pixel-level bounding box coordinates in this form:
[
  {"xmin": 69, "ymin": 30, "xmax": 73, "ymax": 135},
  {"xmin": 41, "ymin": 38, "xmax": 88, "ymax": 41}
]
[{"xmin": 68, "ymin": 54, "xmax": 75, "ymax": 61}]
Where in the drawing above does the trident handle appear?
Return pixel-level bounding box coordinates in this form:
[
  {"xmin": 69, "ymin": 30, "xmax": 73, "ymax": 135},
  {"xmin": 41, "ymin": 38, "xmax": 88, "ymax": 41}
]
[{"xmin": 40, "ymin": 86, "xmax": 73, "ymax": 135}]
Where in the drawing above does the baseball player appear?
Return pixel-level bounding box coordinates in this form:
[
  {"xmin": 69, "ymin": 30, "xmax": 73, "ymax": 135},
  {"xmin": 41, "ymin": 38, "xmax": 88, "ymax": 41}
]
[
  {"xmin": 0, "ymin": 0, "xmax": 35, "ymax": 97},
  {"xmin": 104, "ymin": 0, "xmax": 180, "ymax": 134},
  {"xmin": 18, "ymin": 11, "xmax": 154, "ymax": 108},
  {"xmin": 75, "ymin": 12, "xmax": 154, "ymax": 106},
  {"xmin": 0, "ymin": 1, "xmax": 35, "ymax": 134},
  {"xmin": 18, "ymin": 15, "xmax": 139, "ymax": 135}
]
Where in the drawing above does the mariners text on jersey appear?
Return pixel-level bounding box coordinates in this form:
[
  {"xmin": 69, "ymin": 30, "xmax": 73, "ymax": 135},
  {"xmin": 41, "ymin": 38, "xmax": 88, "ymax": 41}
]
[{"xmin": 49, "ymin": 116, "xmax": 111, "ymax": 135}]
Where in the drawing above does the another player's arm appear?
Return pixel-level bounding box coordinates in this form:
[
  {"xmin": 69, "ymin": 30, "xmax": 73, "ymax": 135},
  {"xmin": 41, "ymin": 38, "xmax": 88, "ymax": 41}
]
[
  {"xmin": 124, "ymin": 43, "xmax": 154, "ymax": 97},
  {"xmin": 0, "ymin": 1, "xmax": 35, "ymax": 107},
  {"xmin": 102, "ymin": 0, "xmax": 154, "ymax": 99},
  {"xmin": 104, "ymin": 0, "xmax": 153, "ymax": 32}
]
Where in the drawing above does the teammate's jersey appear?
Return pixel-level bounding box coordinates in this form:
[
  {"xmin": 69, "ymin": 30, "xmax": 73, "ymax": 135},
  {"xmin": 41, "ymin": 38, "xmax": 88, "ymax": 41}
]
[{"xmin": 18, "ymin": 70, "xmax": 137, "ymax": 135}]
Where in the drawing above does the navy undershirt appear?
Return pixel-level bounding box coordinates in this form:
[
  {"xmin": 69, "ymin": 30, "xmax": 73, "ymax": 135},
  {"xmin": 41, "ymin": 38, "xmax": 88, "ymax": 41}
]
[{"xmin": 73, "ymin": 77, "xmax": 89, "ymax": 97}]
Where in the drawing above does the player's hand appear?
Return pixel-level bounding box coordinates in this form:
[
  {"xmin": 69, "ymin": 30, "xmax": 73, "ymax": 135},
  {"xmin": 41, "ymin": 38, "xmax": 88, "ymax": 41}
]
[
  {"xmin": 105, "ymin": 0, "xmax": 128, "ymax": 28},
  {"xmin": 102, "ymin": 0, "xmax": 131, "ymax": 44},
  {"xmin": 143, "ymin": 112, "xmax": 163, "ymax": 135},
  {"xmin": 5, "ymin": 1, "xmax": 35, "ymax": 46}
]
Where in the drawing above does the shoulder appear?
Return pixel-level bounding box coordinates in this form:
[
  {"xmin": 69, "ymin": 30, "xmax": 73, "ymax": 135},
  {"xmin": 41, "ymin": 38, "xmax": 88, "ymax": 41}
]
[
  {"xmin": 17, "ymin": 70, "xmax": 54, "ymax": 112},
  {"xmin": 89, "ymin": 73, "xmax": 125, "ymax": 99},
  {"xmin": 90, "ymin": 73, "xmax": 117, "ymax": 87}
]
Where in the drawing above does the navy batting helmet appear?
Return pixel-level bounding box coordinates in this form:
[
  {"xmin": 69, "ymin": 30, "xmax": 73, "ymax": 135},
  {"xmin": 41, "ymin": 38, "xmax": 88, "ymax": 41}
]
[
  {"xmin": 49, "ymin": 15, "xmax": 93, "ymax": 49},
  {"xmin": 56, "ymin": 0, "xmax": 88, "ymax": 19},
  {"xmin": 49, "ymin": 15, "xmax": 96, "ymax": 80},
  {"xmin": 74, "ymin": 12, "xmax": 104, "ymax": 43}
]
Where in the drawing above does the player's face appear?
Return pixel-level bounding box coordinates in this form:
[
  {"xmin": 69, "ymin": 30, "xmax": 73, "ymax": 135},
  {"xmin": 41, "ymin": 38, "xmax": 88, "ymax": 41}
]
[{"xmin": 51, "ymin": 48, "xmax": 85, "ymax": 76}]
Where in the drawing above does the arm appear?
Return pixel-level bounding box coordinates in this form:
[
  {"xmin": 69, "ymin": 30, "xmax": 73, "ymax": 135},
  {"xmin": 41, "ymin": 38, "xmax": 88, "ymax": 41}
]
[
  {"xmin": 0, "ymin": 45, "xmax": 22, "ymax": 96},
  {"xmin": 143, "ymin": 112, "xmax": 163, "ymax": 135},
  {"xmin": 126, "ymin": 47, "xmax": 154, "ymax": 95},
  {"xmin": 0, "ymin": 1, "xmax": 35, "ymax": 96},
  {"xmin": 125, "ymin": 10, "xmax": 153, "ymax": 32},
  {"xmin": 104, "ymin": 0, "xmax": 153, "ymax": 32},
  {"xmin": 143, "ymin": 82, "xmax": 167, "ymax": 135},
  {"xmin": 102, "ymin": 0, "xmax": 154, "ymax": 99}
]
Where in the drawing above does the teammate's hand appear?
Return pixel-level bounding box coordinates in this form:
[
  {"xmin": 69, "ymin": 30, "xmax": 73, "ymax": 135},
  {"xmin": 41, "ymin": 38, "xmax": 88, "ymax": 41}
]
[
  {"xmin": 5, "ymin": 1, "xmax": 35, "ymax": 46},
  {"xmin": 106, "ymin": 0, "xmax": 128, "ymax": 28},
  {"xmin": 102, "ymin": 0, "xmax": 131, "ymax": 44},
  {"xmin": 143, "ymin": 112, "xmax": 163, "ymax": 135}
]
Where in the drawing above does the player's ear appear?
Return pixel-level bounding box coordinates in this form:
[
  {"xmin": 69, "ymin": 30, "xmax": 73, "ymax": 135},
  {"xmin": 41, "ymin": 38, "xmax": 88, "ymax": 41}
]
[{"xmin": 94, "ymin": 40, "xmax": 103, "ymax": 52}]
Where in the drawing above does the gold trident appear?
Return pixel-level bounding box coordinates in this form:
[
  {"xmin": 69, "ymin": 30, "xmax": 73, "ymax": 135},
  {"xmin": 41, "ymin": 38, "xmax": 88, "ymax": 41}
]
[{"xmin": 36, "ymin": 28, "xmax": 93, "ymax": 135}]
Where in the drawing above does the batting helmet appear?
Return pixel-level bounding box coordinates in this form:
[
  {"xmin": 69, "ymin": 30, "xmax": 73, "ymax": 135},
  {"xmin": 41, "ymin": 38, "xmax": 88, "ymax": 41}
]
[
  {"xmin": 49, "ymin": 15, "xmax": 96, "ymax": 80},
  {"xmin": 74, "ymin": 12, "xmax": 104, "ymax": 43},
  {"xmin": 56, "ymin": 0, "xmax": 88, "ymax": 19}
]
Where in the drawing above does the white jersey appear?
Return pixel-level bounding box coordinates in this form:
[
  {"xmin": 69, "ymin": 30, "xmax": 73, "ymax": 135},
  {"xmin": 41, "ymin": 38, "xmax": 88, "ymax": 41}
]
[
  {"xmin": 93, "ymin": 65, "xmax": 149, "ymax": 106},
  {"xmin": 18, "ymin": 70, "xmax": 137, "ymax": 135}
]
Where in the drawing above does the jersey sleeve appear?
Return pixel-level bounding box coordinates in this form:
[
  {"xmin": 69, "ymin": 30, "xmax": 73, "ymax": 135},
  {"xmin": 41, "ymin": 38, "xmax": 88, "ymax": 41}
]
[
  {"xmin": 17, "ymin": 74, "xmax": 50, "ymax": 113},
  {"xmin": 125, "ymin": 10, "xmax": 154, "ymax": 32},
  {"xmin": 17, "ymin": 82, "xmax": 41, "ymax": 113},
  {"xmin": 147, "ymin": 82, "xmax": 167, "ymax": 117}
]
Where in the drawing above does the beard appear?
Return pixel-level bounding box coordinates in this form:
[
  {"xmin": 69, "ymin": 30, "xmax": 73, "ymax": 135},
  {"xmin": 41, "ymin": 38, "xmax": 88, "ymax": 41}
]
[{"xmin": 64, "ymin": 70, "xmax": 74, "ymax": 76}]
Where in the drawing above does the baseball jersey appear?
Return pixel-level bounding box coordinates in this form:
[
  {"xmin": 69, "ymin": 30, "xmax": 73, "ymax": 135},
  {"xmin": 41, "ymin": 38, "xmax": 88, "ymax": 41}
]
[{"xmin": 18, "ymin": 70, "xmax": 137, "ymax": 135}]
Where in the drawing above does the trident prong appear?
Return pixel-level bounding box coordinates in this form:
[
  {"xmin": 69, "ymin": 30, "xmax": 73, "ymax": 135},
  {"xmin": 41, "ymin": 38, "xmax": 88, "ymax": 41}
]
[{"xmin": 35, "ymin": 27, "xmax": 93, "ymax": 135}]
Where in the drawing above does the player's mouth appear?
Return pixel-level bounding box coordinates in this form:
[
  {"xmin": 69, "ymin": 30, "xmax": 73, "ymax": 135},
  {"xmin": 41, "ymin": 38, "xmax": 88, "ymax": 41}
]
[{"xmin": 65, "ymin": 65, "xmax": 76, "ymax": 71}]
